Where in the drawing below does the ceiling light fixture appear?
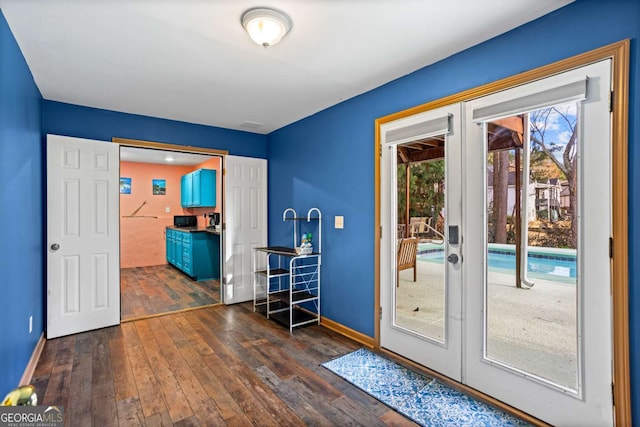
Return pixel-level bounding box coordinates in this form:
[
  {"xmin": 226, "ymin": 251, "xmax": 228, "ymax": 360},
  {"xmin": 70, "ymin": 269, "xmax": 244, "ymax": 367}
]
[
  {"xmin": 165, "ymin": 156, "xmax": 174, "ymax": 162},
  {"xmin": 241, "ymin": 7, "xmax": 292, "ymax": 48}
]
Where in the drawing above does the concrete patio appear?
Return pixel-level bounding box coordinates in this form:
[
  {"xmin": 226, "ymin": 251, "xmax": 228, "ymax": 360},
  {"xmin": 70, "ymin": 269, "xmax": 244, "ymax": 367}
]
[{"xmin": 396, "ymin": 258, "xmax": 578, "ymax": 390}]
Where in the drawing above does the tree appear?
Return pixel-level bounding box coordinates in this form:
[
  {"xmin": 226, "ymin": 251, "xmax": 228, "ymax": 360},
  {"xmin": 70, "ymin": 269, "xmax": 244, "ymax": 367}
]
[
  {"xmin": 491, "ymin": 150, "xmax": 510, "ymax": 243},
  {"xmin": 397, "ymin": 160, "xmax": 445, "ymax": 229},
  {"xmin": 529, "ymin": 105, "xmax": 577, "ymax": 248}
]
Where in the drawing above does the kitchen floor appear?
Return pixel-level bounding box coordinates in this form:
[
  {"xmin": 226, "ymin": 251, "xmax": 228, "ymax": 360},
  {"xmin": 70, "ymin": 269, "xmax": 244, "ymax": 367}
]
[{"xmin": 121, "ymin": 264, "xmax": 221, "ymax": 321}]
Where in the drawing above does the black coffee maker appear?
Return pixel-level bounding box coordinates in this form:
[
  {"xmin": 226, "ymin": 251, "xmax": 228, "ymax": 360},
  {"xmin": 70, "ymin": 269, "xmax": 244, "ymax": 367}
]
[{"xmin": 207, "ymin": 212, "xmax": 220, "ymax": 228}]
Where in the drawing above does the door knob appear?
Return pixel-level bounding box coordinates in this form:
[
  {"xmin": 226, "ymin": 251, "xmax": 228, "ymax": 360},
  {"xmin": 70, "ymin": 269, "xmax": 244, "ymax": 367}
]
[
  {"xmin": 447, "ymin": 253, "xmax": 459, "ymax": 264},
  {"xmin": 50, "ymin": 243, "xmax": 60, "ymax": 251}
]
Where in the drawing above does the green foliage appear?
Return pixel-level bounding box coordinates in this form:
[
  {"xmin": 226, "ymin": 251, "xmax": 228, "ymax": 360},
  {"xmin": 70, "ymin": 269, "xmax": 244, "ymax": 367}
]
[{"xmin": 397, "ymin": 160, "xmax": 445, "ymax": 222}]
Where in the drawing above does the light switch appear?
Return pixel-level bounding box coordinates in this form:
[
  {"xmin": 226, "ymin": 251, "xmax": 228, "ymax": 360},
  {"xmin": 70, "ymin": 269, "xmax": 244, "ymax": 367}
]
[
  {"xmin": 165, "ymin": 207, "xmax": 171, "ymax": 213},
  {"xmin": 335, "ymin": 215, "xmax": 344, "ymax": 229}
]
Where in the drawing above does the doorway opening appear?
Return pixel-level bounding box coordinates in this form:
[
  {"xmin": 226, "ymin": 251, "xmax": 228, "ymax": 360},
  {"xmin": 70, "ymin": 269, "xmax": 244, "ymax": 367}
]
[{"xmin": 118, "ymin": 144, "xmax": 224, "ymax": 321}]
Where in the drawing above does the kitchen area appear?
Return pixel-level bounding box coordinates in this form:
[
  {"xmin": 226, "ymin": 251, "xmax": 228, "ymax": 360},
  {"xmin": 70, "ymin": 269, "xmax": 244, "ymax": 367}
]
[{"xmin": 119, "ymin": 147, "xmax": 223, "ymax": 320}]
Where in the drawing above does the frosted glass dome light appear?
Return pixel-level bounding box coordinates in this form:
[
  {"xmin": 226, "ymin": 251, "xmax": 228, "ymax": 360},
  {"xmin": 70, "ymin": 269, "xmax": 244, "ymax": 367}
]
[{"xmin": 241, "ymin": 7, "xmax": 292, "ymax": 48}]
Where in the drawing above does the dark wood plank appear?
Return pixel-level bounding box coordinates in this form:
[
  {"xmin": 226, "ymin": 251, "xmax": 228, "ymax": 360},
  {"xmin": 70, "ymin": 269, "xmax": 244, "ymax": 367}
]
[
  {"xmin": 151, "ymin": 316, "xmax": 226, "ymax": 425},
  {"xmin": 109, "ymin": 334, "xmax": 138, "ymax": 401},
  {"xmin": 34, "ymin": 302, "xmax": 430, "ymax": 427},
  {"xmin": 134, "ymin": 319, "xmax": 194, "ymax": 423},
  {"xmin": 66, "ymin": 353, "xmax": 93, "ymax": 426},
  {"xmin": 116, "ymin": 396, "xmax": 145, "ymax": 427},
  {"xmin": 121, "ymin": 264, "xmax": 220, "ymax": 321},
  {"xmin": 91, "ymin": 381, "xmax": 118, "ymax": 426},
  {"xmin": 125, "ymin": 325, "xmax": 171, "ymax": 420}
]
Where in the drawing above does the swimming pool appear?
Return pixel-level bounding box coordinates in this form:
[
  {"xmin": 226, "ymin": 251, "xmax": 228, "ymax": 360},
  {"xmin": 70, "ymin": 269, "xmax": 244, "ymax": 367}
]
[{"xmin": 417, "ymin": 244, "xmax": 577, "ymax": 283}]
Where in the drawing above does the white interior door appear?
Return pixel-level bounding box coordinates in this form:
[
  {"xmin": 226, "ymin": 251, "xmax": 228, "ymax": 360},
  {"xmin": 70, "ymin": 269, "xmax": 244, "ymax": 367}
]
[
  {"xmin": 223, "ymin": 155, "xmax": 267, "ymax": 304},
  {"xmin": 463, "ymin": 60, "xmax": 613, "ymax": 426},
  {"xmin": 47, "ymin": 134, "xmax": 120, "ymax": 338},
  {"xmin": 380, "ymin": 104, "xmax": 463, "ymax": 381}
]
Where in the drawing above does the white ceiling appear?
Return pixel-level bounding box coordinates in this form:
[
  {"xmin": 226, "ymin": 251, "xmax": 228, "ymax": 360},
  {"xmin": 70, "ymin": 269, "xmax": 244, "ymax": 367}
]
[
  {"xmin": 0, "ymin": 0, "xmax": 573, "ymax": 135},
  {"xmin": 120, "ymin": 146, "xmax": 214, "ymax": 166}
]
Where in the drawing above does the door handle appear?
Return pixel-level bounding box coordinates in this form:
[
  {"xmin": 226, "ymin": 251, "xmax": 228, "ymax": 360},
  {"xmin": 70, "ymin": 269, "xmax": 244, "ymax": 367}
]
[
  {"xmin": 50, "ymin": 243, "xmax": 60, "ymax": 251},
  {"xmin": 447, "ymin": 253, "xmax": 459, "ymax": 264}
]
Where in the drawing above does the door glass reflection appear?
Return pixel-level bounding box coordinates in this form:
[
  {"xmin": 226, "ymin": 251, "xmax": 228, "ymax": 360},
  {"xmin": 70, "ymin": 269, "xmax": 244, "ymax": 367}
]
[
  {"xmin": 394, "ymin": 137, "xmax": 446, "ymax": 343},
  {"xmin": 484, "ymin": 105, "xmax": 579, "ymax": 391}
]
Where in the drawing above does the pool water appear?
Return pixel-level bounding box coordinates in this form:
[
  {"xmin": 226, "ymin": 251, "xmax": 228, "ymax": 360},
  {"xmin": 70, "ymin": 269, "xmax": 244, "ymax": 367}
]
[{"xmin": 418, "ymin": 248, "xmax": 576, "ymax": 282}]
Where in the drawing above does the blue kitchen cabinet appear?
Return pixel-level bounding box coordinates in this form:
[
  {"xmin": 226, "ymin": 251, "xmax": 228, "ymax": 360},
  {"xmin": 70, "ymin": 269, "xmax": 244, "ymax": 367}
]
[
  {"xmin": 166, "ymin": 229, "xmax": 175, "ymax": 265},
  {"xmin": 166, "ymin": 228, "xmax": 220, "ymax": 280},
  {"xmin": 181, "ymin": 168, "xmax": 216, "ymax": 208},
  {"xmin": 175, "ymin": 234, "xmax": 183, "ymax": 269},
  {"xmin": 180, "ymin": 174, "xmax": 192, "ymax": 207}
]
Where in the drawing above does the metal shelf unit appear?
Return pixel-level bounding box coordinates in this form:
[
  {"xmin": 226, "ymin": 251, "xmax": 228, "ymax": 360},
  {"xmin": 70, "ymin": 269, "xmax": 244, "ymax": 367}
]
[{"xmin": 253, "ymin": 208, "xmax": 321, "ymax": 332}]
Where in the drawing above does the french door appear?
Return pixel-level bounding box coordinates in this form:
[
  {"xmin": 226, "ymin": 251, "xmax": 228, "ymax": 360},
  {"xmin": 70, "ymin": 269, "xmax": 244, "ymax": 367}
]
[
  {"xmin": 380, "ymin": 60, "xmax": 613, "ymax": 426},
  {"xmin": 380, "ymin": 103, "xmax": 463, "ymax": 381}
]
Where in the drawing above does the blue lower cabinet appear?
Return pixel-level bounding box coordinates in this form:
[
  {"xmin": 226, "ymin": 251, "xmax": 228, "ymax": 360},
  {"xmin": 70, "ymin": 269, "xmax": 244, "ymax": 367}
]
[
  {"xmin": 175, "ymin": 238, "xmax": 183, "ymax": 269},
  {"xmin": 166, "ymin": 229, "xmax": 175, "ymax": 265},
  {"xmin": 166, "ymin": 228, "xmax": 220, "ymax": 280}
]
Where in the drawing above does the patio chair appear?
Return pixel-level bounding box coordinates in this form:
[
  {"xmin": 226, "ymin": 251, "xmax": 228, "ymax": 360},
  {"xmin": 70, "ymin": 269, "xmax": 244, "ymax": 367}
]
[
  {"xmin": 409, "ymin": 217, "xmax": 430, "ymax": 240},
  {"xmin": 397, "ymin": 237, "xmax": 418, "ymax": 286}
]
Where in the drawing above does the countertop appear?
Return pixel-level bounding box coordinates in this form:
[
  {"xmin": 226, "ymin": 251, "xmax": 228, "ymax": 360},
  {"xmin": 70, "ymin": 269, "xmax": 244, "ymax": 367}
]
[{"xmin": 166, "ymin": 226, "xmax": 221, "ymax": 235}]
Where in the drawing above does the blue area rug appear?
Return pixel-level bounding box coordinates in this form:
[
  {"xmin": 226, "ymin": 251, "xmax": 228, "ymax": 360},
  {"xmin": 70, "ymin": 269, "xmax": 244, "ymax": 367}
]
[{"xmin": 321, "ymin": 348, "xmax": 529, "ymax": 427}]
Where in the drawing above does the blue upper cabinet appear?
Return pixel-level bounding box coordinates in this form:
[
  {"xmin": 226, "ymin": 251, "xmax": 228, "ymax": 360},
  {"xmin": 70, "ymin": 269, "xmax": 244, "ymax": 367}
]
[
  {"xmin": 181, "ymin": 168, "xmax": 216, "ymax": 208},
  {"xmin": 181, "ymin": 174, "xmax": 191, "ymax": 207}
]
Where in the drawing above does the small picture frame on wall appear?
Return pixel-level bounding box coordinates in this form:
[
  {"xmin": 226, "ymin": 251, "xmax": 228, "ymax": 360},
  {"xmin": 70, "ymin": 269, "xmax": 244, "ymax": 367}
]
[
  {"xmin": 152, "ymin": 179, "xmax": 166, "ymax": 195},
  {"xmin": 120, "ymin": 177, "xmax": 131, "ymax": 194}
]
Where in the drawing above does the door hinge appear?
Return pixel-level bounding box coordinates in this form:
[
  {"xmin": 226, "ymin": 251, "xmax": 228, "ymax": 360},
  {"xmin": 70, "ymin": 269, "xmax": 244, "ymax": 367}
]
[
  {"xmin": 609, "ymin": 237, "xmax": 614, "ymax": 259},
  {"xmin": 379, "ymin": 306, "xmax": 382, "ymax": 320},
  {"xmin": 609, "ymin": 91, "xmax": 614, "ymax": 113},
  {"xmin": 612, "ymin": 382, "xmax": 615, "ymax": 406},
  {"xmin": 379, "ymin": 143, "xmax": 382, "ymax": 157},
  {"xmin": 223, "ymin": 168, "xmax": 226, "ymax": 176},
  {"xmin": 379, "ymin": 226, "xmax": 383, "ymax": 239}
]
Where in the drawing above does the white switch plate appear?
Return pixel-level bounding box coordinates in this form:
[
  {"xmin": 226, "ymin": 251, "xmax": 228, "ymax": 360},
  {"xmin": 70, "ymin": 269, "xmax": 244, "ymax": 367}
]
[
  {"xmin": 165, "ymin": 207, "xmax": 171, "ymax": 213},
  {"xmin": 29, "ymin": 315, "xmax": 32, "ymax": 333},
  {"xmin": 335, "ymin": 216, "xmax": 344, "ymax": 229}
]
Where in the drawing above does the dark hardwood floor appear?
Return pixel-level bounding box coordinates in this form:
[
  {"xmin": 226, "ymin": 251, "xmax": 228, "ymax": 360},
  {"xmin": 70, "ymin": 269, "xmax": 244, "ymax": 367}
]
[
  {"xmin": 32, "ymin": 303, "xmax": 418, "ymax": 426},
  {"xmin": 121, "ymin": 265, "xmax": 221, "ymax": 321}
]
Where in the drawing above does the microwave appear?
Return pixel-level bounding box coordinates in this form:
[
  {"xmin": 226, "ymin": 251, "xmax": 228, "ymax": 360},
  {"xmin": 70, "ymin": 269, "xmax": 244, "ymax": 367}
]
[{"xmin": 174, "ymin": 215, "xmax": 197, "ymax": 227}]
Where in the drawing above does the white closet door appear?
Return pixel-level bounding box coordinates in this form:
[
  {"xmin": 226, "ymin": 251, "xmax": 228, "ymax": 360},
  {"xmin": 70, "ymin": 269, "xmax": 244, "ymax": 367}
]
[{"xmin": 223, "ymin": 155, "xmax": 267, "ymax": 304}]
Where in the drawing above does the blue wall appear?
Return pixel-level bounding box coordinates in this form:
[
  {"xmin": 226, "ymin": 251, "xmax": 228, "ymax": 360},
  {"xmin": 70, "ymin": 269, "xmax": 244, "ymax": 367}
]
[
  {"xmin": 267, "ymin": 0, "xmax": 640, "ymax": 417},
  {"xmin": 3, "ymin": 0, "xmax": 640, "ymax": 420},
  {"xmin": 42, "ymin": 101, "xmax": 268, "ymax": 159},
  {"xmin": 0, "ymin": 10, "xmax": 43, "ymax": 395}
]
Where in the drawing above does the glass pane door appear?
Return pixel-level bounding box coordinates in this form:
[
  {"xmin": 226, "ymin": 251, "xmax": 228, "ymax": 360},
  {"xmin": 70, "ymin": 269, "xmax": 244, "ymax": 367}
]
[
  {"xmin": 395, "ymin": 156, "xmax": 446, "ymax": 343},
  {"xmin": 380, "ymin": 103, "xmax": 462, "ymax": 382},
  {"xmin": 483, "ymin": 105, "xmax": 578, "ymax": 391},
  {"xmin": 463, "ymin": 60, "xmax": 613, "ymax": 426}
]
